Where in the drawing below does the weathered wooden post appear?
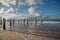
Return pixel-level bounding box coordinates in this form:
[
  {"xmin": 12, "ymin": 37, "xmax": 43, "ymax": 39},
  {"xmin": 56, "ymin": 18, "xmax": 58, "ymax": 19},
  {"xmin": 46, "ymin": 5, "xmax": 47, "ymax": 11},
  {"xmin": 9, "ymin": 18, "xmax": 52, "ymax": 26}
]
[
  {"xmin": 3, "ymin": 18, "xmax": 6, "ymax": 30},
  {"xmin": 23, "ymin": 19, "xmax": 25, "ymax": 26},
  {"xmin": 10, "ymin": 19, "xmax": 12, "ymax": 29},
  {"xmin": 1, "ymin": 17, "xmax": 2, "ymax": 25},
  {"xmin": 20, "ymin": 19, "xmax": 23, "ymax": 27},
  {"xmin": 27, "ymin": 19, "xmax": 29, "ymax": 28},
  {"xmin": 18, "ymin": 19, "xmax": 19, "ymax": 23},
  {"xmin": 41, "ymin": 20, "xmax": 43, "ymax": 25},
  {"xmin": 35, "ymin": 19, "xmax": 37, "ymax": 27},
  {"xmin": 13, "ymin": 19, "xmax": 15, "ymax": 27},
  {"xmin": 20, "ymin": 19, "xmax": 22, "ymax": 23}
]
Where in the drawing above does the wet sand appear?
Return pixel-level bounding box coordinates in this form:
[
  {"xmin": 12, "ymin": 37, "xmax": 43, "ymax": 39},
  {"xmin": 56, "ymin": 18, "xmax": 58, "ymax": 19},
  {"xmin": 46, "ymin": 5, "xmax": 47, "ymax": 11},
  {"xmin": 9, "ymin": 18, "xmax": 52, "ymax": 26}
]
[{"xmin": 0, "ymin": 30, "xmax": 60, "ymax": 40}]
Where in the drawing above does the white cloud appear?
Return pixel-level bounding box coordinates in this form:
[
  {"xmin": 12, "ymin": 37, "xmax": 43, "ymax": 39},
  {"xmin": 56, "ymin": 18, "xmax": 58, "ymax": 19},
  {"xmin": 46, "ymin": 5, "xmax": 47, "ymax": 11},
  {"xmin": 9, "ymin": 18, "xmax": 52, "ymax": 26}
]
[
  {"xmin": 0, "ymin": 0, "xmax": 16, "ymax": 7},
  {"xmin": 18, "ymin": 0, "xmax": 25, "ymax": 5},
  {"xmin": 35, "ymin": 0, "xmax": 43, "ymax": 4},
  {"xmin": 0, "ymin": 0, "xmax": 10, "ymax": 7},
  {"xmin": 2, "ymin": 14, "xmax": 17, "ymax": 19},
  {"xmin": 1, "ymin": 7, "xmax": 27, "ymax": 19},
  {"xmin": 18, "ymin": 0, "xmax": 43, "ymax": 6},
  {"xmin": 9, "ymin": 0, "xmax": 16, "ymax": 5},
  {"xmin": 26, "ymin": 0, "xmax": 36, "ymax": 5},
  {"xmin": 28, "ymin": 7, "xmax": 34, "ymax": 14},
  {"xmin": 5, "ymin": 8, "xmax": 22, "ymax": 14},
  {"xmin": 2, "ymin": 13, "xmax": 30, "ymax": 20},
  {"xmin": 18, "ymin": 0, "xmax": 42, "ymax": 16},
  {"xmin": 0, "ymin": 8, "xmax": 4, "ymax": 13},
  {"xmin": 27, "ymin": 0, "xmax": 43, "ymax": 16},
  {"xmin": 0, "ymin": 7, "xmax": 8, "ymax": 13},
  {"xmin": 28, "ymin": 6, "xmax": 40, "ymax": 16},
  {"xmin": 0, "ymin": 0, "xmax": 43, "ymax": 19}
]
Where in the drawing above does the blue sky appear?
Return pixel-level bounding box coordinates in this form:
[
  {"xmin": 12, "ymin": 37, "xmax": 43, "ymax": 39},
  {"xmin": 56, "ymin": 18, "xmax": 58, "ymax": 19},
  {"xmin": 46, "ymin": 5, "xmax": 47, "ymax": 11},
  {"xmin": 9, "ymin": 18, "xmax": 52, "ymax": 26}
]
[
  {"xmin": 41, "ymin": 0, "xmax": 60, "ymax": 17},
  {"xmin": 0, "ymin": 0, "xmax": 60, "ymax": 19},
  {"xmin": 15, "ymin": 0, "xmax": 60, "ymax": 17}
]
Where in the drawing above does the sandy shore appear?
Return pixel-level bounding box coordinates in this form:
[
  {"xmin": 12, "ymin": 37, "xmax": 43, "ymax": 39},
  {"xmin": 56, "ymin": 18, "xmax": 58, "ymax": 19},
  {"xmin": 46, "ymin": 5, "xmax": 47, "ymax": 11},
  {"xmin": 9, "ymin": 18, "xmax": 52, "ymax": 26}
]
[{"xmin": 0, "ymin": 30, "xmax": 60, "ymax": 40}]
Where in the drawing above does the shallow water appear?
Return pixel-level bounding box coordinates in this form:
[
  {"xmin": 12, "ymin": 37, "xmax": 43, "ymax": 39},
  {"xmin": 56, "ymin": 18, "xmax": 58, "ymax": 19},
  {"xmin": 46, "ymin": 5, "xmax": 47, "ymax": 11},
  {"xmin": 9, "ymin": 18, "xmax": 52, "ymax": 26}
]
[
  {"xmin": 0, "ymin": 20, "xmax": 60, "ymax": 38},
  {"xmin": 3, "ymin": 21, "xmax": 60, "ymax": 31}
]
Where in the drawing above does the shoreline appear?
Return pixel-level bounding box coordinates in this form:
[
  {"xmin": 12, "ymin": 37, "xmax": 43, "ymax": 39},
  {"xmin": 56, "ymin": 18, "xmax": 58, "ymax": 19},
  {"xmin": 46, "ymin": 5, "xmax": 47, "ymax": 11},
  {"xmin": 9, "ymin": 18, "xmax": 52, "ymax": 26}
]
[{"xmin": 0, "ymin": 30, "xmax": 60, "ymax": 40}]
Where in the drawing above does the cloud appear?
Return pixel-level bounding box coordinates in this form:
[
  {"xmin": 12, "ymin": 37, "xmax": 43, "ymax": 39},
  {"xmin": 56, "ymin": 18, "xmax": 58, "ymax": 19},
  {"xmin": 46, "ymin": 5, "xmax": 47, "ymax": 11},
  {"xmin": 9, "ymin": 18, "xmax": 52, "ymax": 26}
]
[
  {"xmin": 26, "ymin": 0, "xmax": 36, "ymax": 5},
  {"xmin": 18, "ymin": 0, "xmax": 43, "ymax": 6},
  {"xmin": 0, "ymin": 7, "xmax": 8, "ymax": 13},
  {"xmin": 5, "ymin": 8, "xmax": 22, "ymax": 14},
  {"xmin": 28, "ymin": 6, "xmax": 41, "ymax": 16},
  {"xmin": 0, "ymin": 0, "xmax": 10, "ymax": 7},
  {"xmin": 2, "ymin": 13, "xmax": 30, "ymax": 19},
  {"xmin": 9, "ymin": 0, "xmax": 16, "ymax": 5},
  {"xmin": 26, "ymin": 0, "xmax": 43, "ymax": 5},
  {"xmin": 18, "ymin": 0, "xmax": 26, "ymax": 5},
  {"xmin": 0, "ymin": 0, "xmax": 43, "ymax": 19},
  {"xmin": 2, "ymin": 14, "xmax": 17, "ymax": 19},
  {"xmin": 1, "ymin": 7, "xmax": 27, "ymax": 19},
  {"xmin": 0, "ymin": 0, "xmax": 16, "ymax": 7},
  {"xmin": 35, "ymin": 0, "xmax": 43, "ymax": 4},
  {"xmin": 26, "ymin": 0, "xmax": 43, "ymax": 16},
  {"xmin": 0, "ymin": 7, "xmax": 4, "ymax": 13},
  {"xmin": 18, "ymin": 0, "xmax": 35, "ymax": 6},
  {"xmin": 0, "ymin": 7, "xmax": 24, "ymax": 19},
  {"xmin": 18, "ymin": 0, "xmax": 43, "ymax": 16}
]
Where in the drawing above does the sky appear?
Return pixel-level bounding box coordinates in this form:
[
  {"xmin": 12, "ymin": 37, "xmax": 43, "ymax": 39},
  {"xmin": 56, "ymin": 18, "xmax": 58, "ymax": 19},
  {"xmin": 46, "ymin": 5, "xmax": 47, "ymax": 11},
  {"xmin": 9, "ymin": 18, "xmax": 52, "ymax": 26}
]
[{"xmin": 0, "ymin": 0, "xmax": 60, "ymax": 19}]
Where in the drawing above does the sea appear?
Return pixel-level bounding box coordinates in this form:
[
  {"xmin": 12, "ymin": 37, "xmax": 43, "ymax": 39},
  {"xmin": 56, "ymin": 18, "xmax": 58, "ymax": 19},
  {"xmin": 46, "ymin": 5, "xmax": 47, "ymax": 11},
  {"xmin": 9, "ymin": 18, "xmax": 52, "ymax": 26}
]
[{"xmin": 0, "ymin": 20, "xmax": 60, "ymax": 38}]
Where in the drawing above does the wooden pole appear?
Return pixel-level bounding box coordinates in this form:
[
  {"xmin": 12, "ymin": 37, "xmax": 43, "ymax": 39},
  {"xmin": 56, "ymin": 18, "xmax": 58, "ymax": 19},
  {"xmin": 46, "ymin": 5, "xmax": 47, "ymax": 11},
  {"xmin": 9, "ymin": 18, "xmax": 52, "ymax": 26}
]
[
  {"xmin": 41, "ymin": 20, "xmax": 43, "ymax": 25},
  {"xmin": 23, "ymin": 19, "xmax": 25, "ymax": 26},
  {"xmin": 1, "ymin": 17, "xmax": 2, "ymax": 25},
  {"xmin": 27, "ymin": 19, "xmax": 29, "ymax": 28},
  {"xmin": 13, "ymin": 19, "xmax": 15, "ymax": 27},
  {"xmin": 18, "ymin": 19, "xmax": 19, "ymax": 23},
  {"xmin": 35, "ymin": 19, "xmax": 37, "ymax": 27},
  {"xmin": 10, "ymin": 19, "xmax": 12, "ymax": 29},
  {"xmin": 3, "ymin": 18, "xmax": 6, "ymax": 30}
]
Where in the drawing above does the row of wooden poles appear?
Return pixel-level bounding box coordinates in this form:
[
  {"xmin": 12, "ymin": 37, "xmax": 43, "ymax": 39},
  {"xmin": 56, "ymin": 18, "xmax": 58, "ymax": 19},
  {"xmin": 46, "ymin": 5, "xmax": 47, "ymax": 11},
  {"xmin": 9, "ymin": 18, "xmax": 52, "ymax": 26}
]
[{"xmin": 2, "ymin": 18, "xmax": 43, "ymax": 30}]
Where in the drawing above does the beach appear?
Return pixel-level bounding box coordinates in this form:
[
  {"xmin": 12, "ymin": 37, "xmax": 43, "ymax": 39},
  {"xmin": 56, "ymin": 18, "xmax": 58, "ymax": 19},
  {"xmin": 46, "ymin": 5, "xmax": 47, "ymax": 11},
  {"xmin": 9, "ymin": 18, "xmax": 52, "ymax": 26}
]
[{"xmin": 0, "ymin": 30, "xmax": 60, "ymax": 40}]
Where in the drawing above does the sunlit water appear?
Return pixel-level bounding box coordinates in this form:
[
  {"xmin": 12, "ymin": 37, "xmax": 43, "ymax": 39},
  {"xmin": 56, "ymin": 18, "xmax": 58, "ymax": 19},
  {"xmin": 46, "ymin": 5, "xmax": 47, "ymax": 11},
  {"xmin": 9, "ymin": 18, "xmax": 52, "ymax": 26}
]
[
  {"xmin": 0, "ymin": 20, "xmax": 60, "ymax": 38},
  {"xmin": 5, "ymin": 21, "xmax": 60, "ymax": 31}
]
